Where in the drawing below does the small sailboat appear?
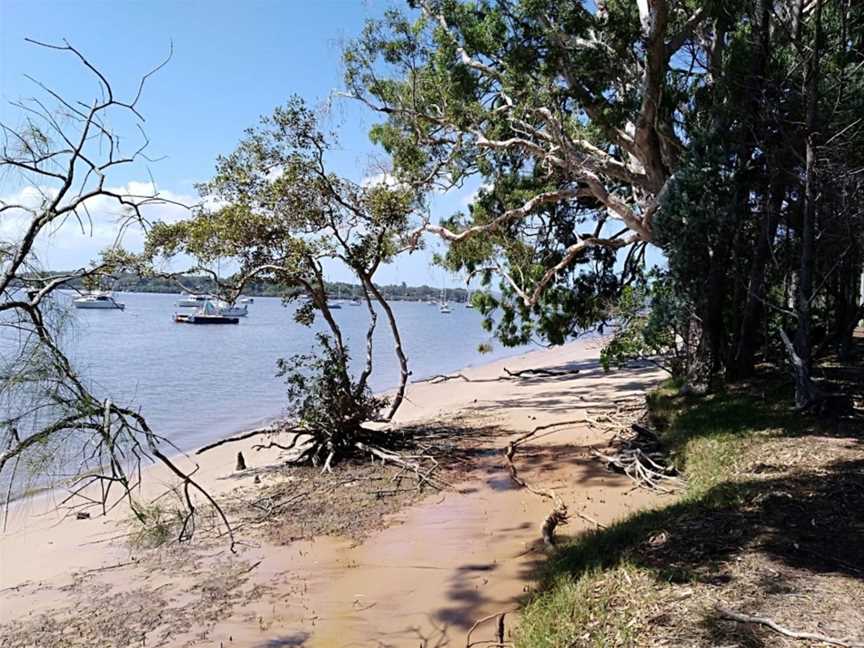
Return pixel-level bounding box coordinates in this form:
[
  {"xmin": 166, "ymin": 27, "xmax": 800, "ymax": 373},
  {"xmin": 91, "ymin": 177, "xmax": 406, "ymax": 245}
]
[
  {"xmin": 439, "ymin": 284, "xmax": 451, "ymax": 313},
  {"xmin": 73, "ymin": 291, "xmax": 125, "ymax": 310},
  {"xmin": 465, "ymin": 289, "xmax": 475, "ymax": 308},
  {"xmin": 328, "ymin": 285, "xmax": 343, "ymax": 309}
]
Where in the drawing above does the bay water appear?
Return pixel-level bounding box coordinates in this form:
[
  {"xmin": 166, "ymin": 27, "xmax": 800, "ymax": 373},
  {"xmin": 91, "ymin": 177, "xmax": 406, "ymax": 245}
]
[{"xmin": 54, "ymin": 291, "xmax": 532, "ymax": 452}]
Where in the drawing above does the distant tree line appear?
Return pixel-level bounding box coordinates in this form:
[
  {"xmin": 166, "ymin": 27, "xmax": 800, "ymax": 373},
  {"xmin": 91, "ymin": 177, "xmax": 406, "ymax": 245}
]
[{"xmin": 20, "ymin": 272, "xmax": 473, "ymax": 303}]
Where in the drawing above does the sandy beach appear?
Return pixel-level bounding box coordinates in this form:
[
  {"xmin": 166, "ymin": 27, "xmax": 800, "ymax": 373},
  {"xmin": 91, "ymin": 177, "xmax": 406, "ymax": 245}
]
[{"xmin": 1, "ymin": 337, "xmax": 665, "ymax": 647}]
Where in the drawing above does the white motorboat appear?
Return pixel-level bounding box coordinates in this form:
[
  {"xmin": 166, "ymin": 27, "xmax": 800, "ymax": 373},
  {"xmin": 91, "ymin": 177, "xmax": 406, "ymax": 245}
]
[
  {"xmin": 239, "ymin": 296, "xmax": 254, "ymax": 304},
  {"xmin": 72, "ymin": 291, "xmax": 125, "ymax": 310},
  {"xmin": 213, "ymin": 300, "xmax": 248, "ymax": 317},
  {"xmin": 175, "ymin": 300, "xmax": 239, "ymax": 325},
  {"xmin": 177, "ymin": 293, "xmax": 215, "ymax": 307}
]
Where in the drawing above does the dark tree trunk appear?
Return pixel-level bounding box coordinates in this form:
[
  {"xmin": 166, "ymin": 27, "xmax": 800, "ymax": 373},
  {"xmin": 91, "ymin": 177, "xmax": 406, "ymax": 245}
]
[
  {"xmin": 791, "ymin": 0, "xmax": 822, "ymax": 409},
  {"xmin": 734, "ymin": 180, "xmax": 783, "ymax": 376}
]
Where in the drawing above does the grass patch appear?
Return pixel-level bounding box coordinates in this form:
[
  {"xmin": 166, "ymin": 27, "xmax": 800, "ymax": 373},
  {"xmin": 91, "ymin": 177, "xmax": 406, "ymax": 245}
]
[
  {"xmin": 127, "ymin": 502, "xmax": 184, "ymax": 549},
  {"xmin": 516, "ymin": 564, "xmax": 665, "ymax": 648},
  {"xmin": 516, "ymin": 375, "xmax": 827, "ymax": 647}
]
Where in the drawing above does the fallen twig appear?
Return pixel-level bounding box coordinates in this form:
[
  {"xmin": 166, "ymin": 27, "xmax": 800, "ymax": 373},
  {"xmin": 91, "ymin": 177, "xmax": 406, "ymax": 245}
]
[
  {"xmin": 503, "ymin": 419, "xmax": 606, "ymax": 544},
  {"xmin": 196, "ymin": 425, "xmax": 284, "ymax": 455},
  {"xmin": 465, "ymin": 609, "xmax": 517, "ymax": 648},
  {"xmin": 503, "ymin": 366, "xmax": 580, "ymax": 378},
  {"xmin": 716, "ymin": 605, "xmax": 864, "ymax": 647},
  {"xmin": 76, "ymin": 559, "xmax": 138, "ymax": 575}
]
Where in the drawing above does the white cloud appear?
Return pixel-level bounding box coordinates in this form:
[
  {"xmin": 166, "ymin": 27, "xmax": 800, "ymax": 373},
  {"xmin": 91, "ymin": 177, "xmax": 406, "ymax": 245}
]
[
  {"xmin": 360, "ymin": 172, "xmax": 405, "ymax": 190},
  {"xmin": 460, "ymin": 182, "xmax": 492, "ymax": 208},
  {"xmin": 0, "ymin": 181, "xmax": 198, "ymax": 269}
]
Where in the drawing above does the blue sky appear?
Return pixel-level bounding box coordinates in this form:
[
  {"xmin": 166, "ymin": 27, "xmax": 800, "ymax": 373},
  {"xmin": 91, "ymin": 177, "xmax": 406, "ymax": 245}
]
[
  {"xmin": 0, "ymin": 0, "xmax": 473, "ymax": 286},
  {"xmin": 1, "ymin": 0, "xmax": 659, "ymax": 286}
]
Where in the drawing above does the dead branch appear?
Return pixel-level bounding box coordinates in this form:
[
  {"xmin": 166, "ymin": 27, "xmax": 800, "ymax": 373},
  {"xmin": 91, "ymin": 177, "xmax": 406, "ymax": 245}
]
[
  {"xmin": 587, "ymin": 398, "xmax": 683, "ymax": 493},
  {"xmin": 414, "ymin": 373, "xmax": 472, "ymax": 384},
  {"xmin": 465, "ymin": 608, "xmax": 517, "ymax": 648},
  {"xmin": 716, "ymin": 605, "xmax": 864, "ymax": 647},
  {"xmin": 502, "ymin": 367, "xmax": 581, "ymax": 378},
  {"xmin": 503, "ymin": 418, "xmax": 606, "ymax": 544},
  {"xmin": 195, "ymin": 425, "xmax": 284, "ymax": 455},
  {"xmin": 413, "ymin": 365, "xmax": 582, "ymax": 385}
]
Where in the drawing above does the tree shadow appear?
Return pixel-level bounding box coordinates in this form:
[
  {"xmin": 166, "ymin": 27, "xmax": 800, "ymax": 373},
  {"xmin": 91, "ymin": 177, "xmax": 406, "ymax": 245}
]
[
  {"xmin": 543, "ymin": 450, "xmax": 864, "ymax": 593},
  {"xmin": 253, "ymin": 632, "xmax": 311, "ymax": 647}
]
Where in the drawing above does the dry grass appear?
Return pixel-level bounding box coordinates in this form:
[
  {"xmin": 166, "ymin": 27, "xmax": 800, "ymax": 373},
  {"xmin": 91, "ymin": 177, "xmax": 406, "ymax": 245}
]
[{"xmin": 517, "ymin": 345, "xmax": 864, "ymax": 648}]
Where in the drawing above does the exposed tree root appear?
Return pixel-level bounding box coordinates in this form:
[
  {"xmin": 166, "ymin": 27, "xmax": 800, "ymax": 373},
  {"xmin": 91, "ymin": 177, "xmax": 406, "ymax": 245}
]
[
  {"xmin": 587, "ymin": 398, "xmax": 683, "ymax": 493},
  {"xmin": 716, "ymin": 605, "xmax": 864, "ymax": 647},
  {"xmin": 195, "ymin": 425, "xmax": 283, "ymax": 455}
]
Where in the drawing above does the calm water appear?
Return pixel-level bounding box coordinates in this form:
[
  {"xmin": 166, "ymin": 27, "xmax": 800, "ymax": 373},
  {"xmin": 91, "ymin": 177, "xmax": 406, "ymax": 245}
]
[{"xmin": 46, "ymin": 291, "xmax": 533, "ymax": 451}]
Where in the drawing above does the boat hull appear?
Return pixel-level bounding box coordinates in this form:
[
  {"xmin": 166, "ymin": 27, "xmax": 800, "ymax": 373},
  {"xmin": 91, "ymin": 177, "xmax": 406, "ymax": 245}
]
[
  {"xmin": 175, "ymin": 314, "xmax": 239, "ymax": 325},
  {"xmin": 73, "ymin": 301, "xmax": 125, "ymax": 310}
]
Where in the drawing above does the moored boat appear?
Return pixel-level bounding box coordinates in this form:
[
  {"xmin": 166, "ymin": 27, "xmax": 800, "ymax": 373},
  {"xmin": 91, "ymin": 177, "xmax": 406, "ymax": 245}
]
[
  {"xmin": 175, "ymin": 300, "xmax": 239, "ymax": 324},
  {"xmin": 177, "ymin": 293, "xmax": 215, "ymax": 307},
  {"xmin": 213, "ymin": 300, "xmax": 248, "ymax": 317},
  {"xmin": 72, "ymin": 291, "xmax": 125, "ymax": 310}
]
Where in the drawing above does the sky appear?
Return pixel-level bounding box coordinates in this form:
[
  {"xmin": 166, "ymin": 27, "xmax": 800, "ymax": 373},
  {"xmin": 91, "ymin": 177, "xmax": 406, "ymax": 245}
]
[
  {"xmin": 0, "ymin": 0, "xmax": 478, "ymax": 287},
  {"xmin": 0, "ymin": 0, "xmax": 659, "ymax": 288}
]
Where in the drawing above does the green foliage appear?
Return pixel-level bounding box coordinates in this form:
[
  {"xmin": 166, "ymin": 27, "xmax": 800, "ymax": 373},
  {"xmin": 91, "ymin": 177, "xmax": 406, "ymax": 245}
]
[
  {"xmin": 344, "ymin": 1, "xmax": 671, "ymax": 348},
  {"xmin": 600, "ymin": 275, "xmax": 688, "ymax": 375},
  {"xmin": 277, "ymin": 334, "xmax": 389, "ymax": 461},
  {"xmin": 128, "ymin": 503, "xmax": 182, "ymax": 550}
]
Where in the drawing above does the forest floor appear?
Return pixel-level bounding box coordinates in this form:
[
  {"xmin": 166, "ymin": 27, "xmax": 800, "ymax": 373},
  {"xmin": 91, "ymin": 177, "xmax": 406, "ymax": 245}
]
[{"xmin": 517, "ymin": 335, "xmax": 864, "ymax": 647}]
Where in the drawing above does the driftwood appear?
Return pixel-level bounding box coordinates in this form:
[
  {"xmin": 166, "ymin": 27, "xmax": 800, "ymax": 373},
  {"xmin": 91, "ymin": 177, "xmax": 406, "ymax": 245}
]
[
  {"xmin": 502, "ymin": 366, "xmax": 580, "ymax": 378},
  {"xmin": 413, "ymin": 365, "xmax": 581, "ymax": 385},
  {"xmin": 716, "ymin": 605, "xmax": 864, "ymax": 647},
  {"xmin": 587, "ymin": 401, "xmax": 683, "ymax": 493},
  {"xmin": 465, "ymin": 609, "xmax": 516, "ymax": 648},
  {"xmin": 503, "ymin": 419, "xmax": 606, "ymax": 546}
]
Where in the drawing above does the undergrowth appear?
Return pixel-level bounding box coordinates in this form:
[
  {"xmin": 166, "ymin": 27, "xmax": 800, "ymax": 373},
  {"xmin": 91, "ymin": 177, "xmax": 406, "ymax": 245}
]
[{"xmin": 516, "ymin": 374, "xmax": 816, "ymax": 647}]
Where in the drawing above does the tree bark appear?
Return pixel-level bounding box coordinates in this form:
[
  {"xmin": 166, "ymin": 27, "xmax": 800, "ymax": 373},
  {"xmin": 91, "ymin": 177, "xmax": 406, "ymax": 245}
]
[{"xmin": 792, "ymin": 0, "xmax": 822, "ymax": 409}]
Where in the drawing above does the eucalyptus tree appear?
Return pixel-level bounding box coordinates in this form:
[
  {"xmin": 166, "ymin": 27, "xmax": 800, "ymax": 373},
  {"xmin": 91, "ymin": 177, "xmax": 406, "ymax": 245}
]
[
  {"xmin": 142, "ymin": 98, "xmax": 418, "ymax": 469},
  {"xmin": 343, "ymin": 0, "xmax": 718, "ymax": 346},
  {"xmin": 0, "ymin": 40, "xmax": 233, "ymax": 545},
  {"xmin": 346, "ymin": 1, "xmax": 864, "ymax": 402}
]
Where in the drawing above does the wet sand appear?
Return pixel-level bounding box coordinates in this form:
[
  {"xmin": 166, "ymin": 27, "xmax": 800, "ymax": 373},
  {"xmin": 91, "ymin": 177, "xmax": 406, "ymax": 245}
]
[{"xmin": 1, "ymin": 339, "xmax": 664, "ymax": 646}]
